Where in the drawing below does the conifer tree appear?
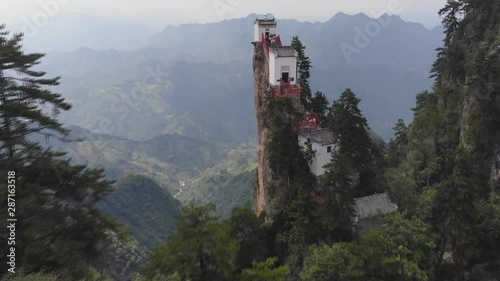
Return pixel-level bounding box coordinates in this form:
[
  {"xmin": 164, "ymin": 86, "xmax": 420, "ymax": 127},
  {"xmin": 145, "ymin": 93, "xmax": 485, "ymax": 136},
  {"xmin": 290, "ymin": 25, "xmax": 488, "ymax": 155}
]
[
  {"xmin": 291, "ymin": 36, "xmax": 312, "ymax": 106},
  {"xmin": 0, "ymin": 25, "xmax": 71, "ymax": 165},
  {"xmin": 226, "ymin": 205, "xmax": 267, "ymax": 272},
  {"xmin": 240, "ymin": 257, "xmax": 289, "ymax": 281},
  {"xmin": 309, "ymin": 91, "xmax": 329, "ymax": 125},
  {"xmin": 144, "ymin": 204, "xmax": 239, "ymax": 281},
  {"xmin": 0, "ymin": 25, "xmax": 118, "ymax": 278},
  {"xmin": 396, "ymin": 1, "xmax": 500, "ymax": 278},
  {"xmin": 326, "ymin": 88, "xmax": 384, "ymax": 197}
]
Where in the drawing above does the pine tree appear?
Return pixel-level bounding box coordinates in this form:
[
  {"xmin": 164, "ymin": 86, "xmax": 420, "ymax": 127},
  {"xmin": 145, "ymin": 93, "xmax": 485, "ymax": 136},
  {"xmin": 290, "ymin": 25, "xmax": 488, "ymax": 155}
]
[
  {"xmin": 240, "ymin": 257, "xmax": 290, "ymax": 281},
  {"xmin": 318, "ymin": 144, "xmax": 357, "ymax": 244},
  {"xmin": 143, "ymin": 204, "xmax": 239, "ymax": 281},
  {"xmin": 226, "ymin": 205, "xmax": 267, "ymax": 272},
  {"xmin": 309, "ymin": 91, "xmax": 329, "ymax": 125},
  {"xmin": 0, "ymin": 25, "xmax": 119, "ymax": 278},
  {"xmin": 291, "ymin": 36, "xmax": 312, "ymax": 106},
  {"xmin": 398, "ymin": 1, "xmax": 500, "ymax": 278},
  {"xmin": 0, "ymin": 150, "xmax": 118, "ymax": 278},
  {"xmin": 327, "ymin": 88, "xmax": 384, "ymax": 197},
  {"xmin": 0, "ymin": 25, "xmax": 71, "ymax": 165},
  {"xmin": 387, "ymin": 119, "xmax": 408, "ymax": 167}
]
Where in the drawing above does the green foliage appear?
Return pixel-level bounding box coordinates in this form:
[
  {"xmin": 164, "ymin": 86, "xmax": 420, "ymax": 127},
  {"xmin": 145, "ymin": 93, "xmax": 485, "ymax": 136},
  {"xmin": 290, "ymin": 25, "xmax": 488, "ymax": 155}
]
[
  {"xmin": 385, "ymin": 1, "xmax": 500, "ymax": 279},
  {"xmin": 278, "ymin": 168, "xmax": 320, "ymax": 273},
  {"xmin": 80, "ymin": 267, "xmax": 114, "ymax": 281},
  {"xmin": 143, "ymin": 203, "xmax": 239, "ymax": 281},
  {"xmin": 387, "ymin": 119, "xmax": 409, "ymax": 167},
  {"xmin": 385, "ymin": 163, "xmax": 419, "ymax": 215},
  {"xmin": 226, "ymin": 205, "xmax": 267, "ymax": 271},
  {"xmin": 0, "ymin": 151, "xmax": 119, "ymax": 278},
  {"xmin": 97, "ymin": 175, "xmax": 182, "ymax": 249},
  {"xmin": 291, "ymin": 36, "xmax": 312, "ymax": 106},
  {"xmin": 0, "ymin": 25, "xmax": 71, "ymax": 163},
  {"xmin": 324, "ymin": 88, "xmax": 385, "ymax": 199},
  {"xmin": 300, "ymin": 243, "xmax": 355, "ymax": 281},
  {"xmin": 0, "ymin": 272, "xmax": 62, "ymax": 281},
  {"xmin": 309, "ymin": 91, "xmax": 329, "ymax": 125},
  {"xmin": 0, "ymin": 25, "xmax": 126, "ymax": 279},
  {"xmin": 264, "ymin": 97, "xmax": 308, "ymax": 206},
  {"xmin": 134, "ymin": 272, "xmax": 181, "ymax": 281},
  {"xmin": 318, "ymin": 152, "xmax": 355, "ymax": 243},
  {"xmin": 96, "ymin": 230, "xmax": 146, "ymax": 281},
  {"xmin": 43, "ymin": 125, "xmax": 256, "ymax": 217},
  {"xmin": 240, "ymin": 257, "xmax": 290, "ymax": 281},
  {"xmin": 300, "ymin": 213, "xmax": 435, "ymax": 281},
  {"xmin": 303, "ymin": 137, "xmax": 316, "ymax": 165}
]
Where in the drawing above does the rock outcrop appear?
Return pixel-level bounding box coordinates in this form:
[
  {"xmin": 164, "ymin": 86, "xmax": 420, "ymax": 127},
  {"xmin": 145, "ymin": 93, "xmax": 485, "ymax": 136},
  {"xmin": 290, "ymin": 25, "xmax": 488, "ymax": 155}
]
[{"xmin": 253, "ymin": 44, "xmax": 273, "ymax": 214}]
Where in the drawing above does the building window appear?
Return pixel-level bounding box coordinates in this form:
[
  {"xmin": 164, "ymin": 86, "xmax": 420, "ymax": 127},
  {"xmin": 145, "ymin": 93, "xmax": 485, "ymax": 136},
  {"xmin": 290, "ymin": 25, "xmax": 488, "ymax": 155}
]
[
  {"xmin": 281, "ymin": 72, "xmax": 289, "ymax": 83},
  {"xmin": 327, "ymin": 146, "xmax": 332, "ymax": 153}
]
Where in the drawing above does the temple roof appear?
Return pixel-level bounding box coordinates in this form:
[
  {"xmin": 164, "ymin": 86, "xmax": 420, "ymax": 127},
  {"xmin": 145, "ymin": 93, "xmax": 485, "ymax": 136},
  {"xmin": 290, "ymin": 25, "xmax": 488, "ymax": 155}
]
[
  {"xmin": 354, "ymin": 193, "xmax": 398, "ymax": 219},
  {"xmin": 254, "ymin": 18, "xmax": 277, "ymax": 25},
  {"xmin": 270, "ymin": 46, "xmax": 296, "ymax": 57},
  {"xmin": 299, "ymin": 129, "xmax": 335, "ymax": 146}
]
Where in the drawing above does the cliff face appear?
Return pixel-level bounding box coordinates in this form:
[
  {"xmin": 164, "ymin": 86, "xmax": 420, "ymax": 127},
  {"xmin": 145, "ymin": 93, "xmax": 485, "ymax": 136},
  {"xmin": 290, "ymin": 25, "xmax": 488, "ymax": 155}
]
[{"xmin": 253, "ymin": 44, "xmax": 273, "ymax": 214}]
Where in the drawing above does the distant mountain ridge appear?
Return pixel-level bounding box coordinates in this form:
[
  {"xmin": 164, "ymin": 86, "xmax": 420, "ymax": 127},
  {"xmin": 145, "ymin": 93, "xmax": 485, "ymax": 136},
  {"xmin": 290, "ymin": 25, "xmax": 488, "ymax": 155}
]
[{"xmin": 39, "ymin": 12, "xmax": 443, "ymax": 141}]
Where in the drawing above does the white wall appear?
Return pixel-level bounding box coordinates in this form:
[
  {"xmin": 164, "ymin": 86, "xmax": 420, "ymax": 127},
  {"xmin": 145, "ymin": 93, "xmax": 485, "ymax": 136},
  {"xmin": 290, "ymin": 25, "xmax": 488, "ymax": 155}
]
[
  {"xmin": 269, "ymin": 54, "xmax": 275, "ymax": 84},
  {"xmin": 254, "ymin": 23, "xmax": 260, "ymax": 42},
  {"xmin": 298, "ymin": 135, "xmax": 335, "ymax": 177},
  {"xmin": 269, "ymin": 54, "xmax": 297, "ymax": 86},
  {"xmin": 253, "ymin": 23, "xmax": 276, "ymax": 42},
  {"xmin": 315, "ymin": 143, "xmax": 334, "ymax": 176}
]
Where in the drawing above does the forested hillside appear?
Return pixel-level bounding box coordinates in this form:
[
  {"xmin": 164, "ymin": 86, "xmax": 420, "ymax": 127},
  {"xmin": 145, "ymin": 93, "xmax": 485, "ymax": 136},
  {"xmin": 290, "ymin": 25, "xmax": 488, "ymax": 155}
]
[
  {"xmin": 143, "ymin": 1, "xmax": 500, "ymax": 280},
  {"xmin": 33, "ymin": 125, "xmax": 256, "ymax": 216},
  {"xmin": 97, "ymin": 175, "xmax": 182, "ymax": 249},
  {"xmin": 1, "ymin": 1, "xmax": 499, "ymax": 281}
]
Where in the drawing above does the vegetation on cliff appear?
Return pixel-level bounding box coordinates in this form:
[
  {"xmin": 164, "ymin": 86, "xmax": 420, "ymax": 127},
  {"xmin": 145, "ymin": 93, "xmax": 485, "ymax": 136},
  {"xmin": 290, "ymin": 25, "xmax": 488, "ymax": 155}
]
[
  {"xmin": 2, "ymin": 0, "xmax": 500, "ymax": 280},
  {"xmin": 144, "ymin": 5, "xmax": 500, "ymax": 276}
]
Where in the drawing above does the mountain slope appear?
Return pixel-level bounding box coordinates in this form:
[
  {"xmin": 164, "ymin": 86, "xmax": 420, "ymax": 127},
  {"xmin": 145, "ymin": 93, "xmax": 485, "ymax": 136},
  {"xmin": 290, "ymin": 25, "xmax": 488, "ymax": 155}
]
[
  {"xmin": 97, "ymin": 175, "xmax": 182, "ymax": 249},
  {"xmin": 38, "ymin": 125, "xmax": 256, "ymax": 216}
]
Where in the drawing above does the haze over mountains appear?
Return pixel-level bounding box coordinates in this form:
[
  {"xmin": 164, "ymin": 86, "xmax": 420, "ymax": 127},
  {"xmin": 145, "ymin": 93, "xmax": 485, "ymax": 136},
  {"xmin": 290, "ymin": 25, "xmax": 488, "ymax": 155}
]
[
  {"xmin": 13, "ymin": 13, "xmax": 159, "ymax": 52},
  {"xmin": 31, "ymin": 12, "xmax": 443, "ymax": 141}
]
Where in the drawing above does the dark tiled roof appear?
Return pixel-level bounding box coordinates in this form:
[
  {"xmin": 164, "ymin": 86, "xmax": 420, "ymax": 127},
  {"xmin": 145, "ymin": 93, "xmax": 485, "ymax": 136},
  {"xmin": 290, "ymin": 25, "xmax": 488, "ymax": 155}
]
[
  {"xmin": 271, "ymin": 46, "xmax": 296, "ymax": 57},
  {"xmin": 299, "ymin": 129, "xmax": 335, "ymax": 146},
  {"xmin": 255, "ymin": 18, "xmax": 277, "ymax": 25},
  {"xmin": 354, "ymin": 193, "xmax": 398, "ymax": 219}
]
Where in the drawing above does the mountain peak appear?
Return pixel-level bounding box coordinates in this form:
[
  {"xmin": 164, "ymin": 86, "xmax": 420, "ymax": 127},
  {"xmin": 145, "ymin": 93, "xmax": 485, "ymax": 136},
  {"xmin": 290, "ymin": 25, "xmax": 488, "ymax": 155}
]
[{"xmin": 325, "ymin": 12, "xmax": 372, "ymax": 24}]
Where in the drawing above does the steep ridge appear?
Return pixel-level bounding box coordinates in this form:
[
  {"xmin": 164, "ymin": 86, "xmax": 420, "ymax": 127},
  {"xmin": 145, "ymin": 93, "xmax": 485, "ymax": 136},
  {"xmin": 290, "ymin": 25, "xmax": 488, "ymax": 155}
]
[{"xmin": 253, "ymin": 43, "xmax": 273, "ymax": 214}]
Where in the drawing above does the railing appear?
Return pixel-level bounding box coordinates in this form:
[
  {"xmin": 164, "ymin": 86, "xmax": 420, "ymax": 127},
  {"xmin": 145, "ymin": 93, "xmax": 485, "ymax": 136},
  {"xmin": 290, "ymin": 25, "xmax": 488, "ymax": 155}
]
[
  {"xmin": 274, "ymin": 80, "xmax": 302, "ymax": 97},
  {"xmin": 310, "ymin": 192, "xmax": 325, "ymax": 203},
  {"xmin": 261, "ymin": 33, "xmax": 283, "ymax": 57},
  {"xmin": 262, "ymin": 33, "xmax": 270, "ymax": 57},
  {"xmin": 276, "ymin": 35, "xmax": 282, "ymax": 46}
]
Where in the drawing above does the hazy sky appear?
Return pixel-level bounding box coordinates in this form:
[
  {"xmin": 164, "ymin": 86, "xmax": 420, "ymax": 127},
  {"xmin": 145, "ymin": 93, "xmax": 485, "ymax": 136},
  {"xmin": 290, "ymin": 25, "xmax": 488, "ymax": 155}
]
[{"xmin": 2, "ymin": 0, "xmax": 447, "ymax": 29}]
